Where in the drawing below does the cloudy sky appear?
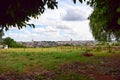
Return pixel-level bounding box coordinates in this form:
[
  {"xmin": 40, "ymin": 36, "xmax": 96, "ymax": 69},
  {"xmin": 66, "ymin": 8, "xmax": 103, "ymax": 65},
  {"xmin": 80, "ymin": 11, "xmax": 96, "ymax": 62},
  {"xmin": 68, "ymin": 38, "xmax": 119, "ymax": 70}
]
[{"xmin": 3, "ymin": 0, "xmax": 94, "ymax": 42}]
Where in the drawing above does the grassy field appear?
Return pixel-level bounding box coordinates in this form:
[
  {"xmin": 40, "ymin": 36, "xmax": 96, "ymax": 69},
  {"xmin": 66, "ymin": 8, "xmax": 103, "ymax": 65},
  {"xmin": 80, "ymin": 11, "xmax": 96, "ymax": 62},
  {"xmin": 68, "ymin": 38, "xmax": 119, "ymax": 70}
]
[
  {"xmin": 0, "ymin": 46, "xmax": 88, "ymax": 72},
  {"xmin": 0, "ymin": 46, "xmax": 120, "ymax": 80}
]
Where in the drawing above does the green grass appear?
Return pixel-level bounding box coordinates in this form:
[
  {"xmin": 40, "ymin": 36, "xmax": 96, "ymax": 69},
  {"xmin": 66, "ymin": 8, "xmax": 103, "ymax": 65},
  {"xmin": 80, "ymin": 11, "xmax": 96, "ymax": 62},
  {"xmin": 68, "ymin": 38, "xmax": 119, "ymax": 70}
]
[
  {"xmin": 35, "ymin": 72, "xmax": 95, "ymax": 80},
  {"xmin": 55, "ymin": 73, "xmax": 95, "ymax": 80},
  {"xmin": 0, "ymin": 47, "xmax": 97, "ymax": 73},
  {"xmin": 0, "ymin": 46, "xmax": 120, "ymax": 79}
]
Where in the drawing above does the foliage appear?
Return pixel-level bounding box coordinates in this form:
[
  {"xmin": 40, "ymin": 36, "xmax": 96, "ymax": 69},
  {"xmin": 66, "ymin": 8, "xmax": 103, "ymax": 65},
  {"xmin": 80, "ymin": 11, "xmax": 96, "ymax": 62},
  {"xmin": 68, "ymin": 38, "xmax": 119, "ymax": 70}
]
[
  {"xmin": 2, "ymin": 37, "xmax": 26, "ymax": 48},
  {"xmin": 0, "ymin": 0, "xmax": 58, "ymax": 31},
  {"xmin": 0, "ymin": 0, "xmax": 86, "ymax": 31},
  {"xmin": 63, "ymin": 44, "xmax": 71, "ymax": 46},
  {"xmin": 112, "ymin": 42, "xmax": 120, "ymax": 46},
  {"xmin": 88, "ymin": 0, "xmax": 120, "ymax": 41},
  {"xmin": 55, "ymin": 73, "xmax": 94, "ymax": 80},
  {"xmin": 106, "ymin": 43, "xmax": 112, "ymax": 53}
]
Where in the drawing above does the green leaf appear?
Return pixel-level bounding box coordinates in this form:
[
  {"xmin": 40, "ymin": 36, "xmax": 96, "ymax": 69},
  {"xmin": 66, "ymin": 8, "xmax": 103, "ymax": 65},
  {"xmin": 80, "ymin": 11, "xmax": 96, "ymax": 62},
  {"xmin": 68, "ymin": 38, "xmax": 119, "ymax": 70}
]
[
  {"xmin": 118, "ymin": 18, "xmax": 120, "ymax": 25},
  {"xmin": 73, "ymin": 0, "xmax": 76, "ymax": 3},
  {"xmin": 27, "ymin": 24, "xmax": 35, "ymax": 28},
  {"xmin": 79, "ymin": 0, "xmax": 83, "ymax": 3},
  {"xmin": 117, "ymin": 7, "xmax": 120, "ymax": 12}
]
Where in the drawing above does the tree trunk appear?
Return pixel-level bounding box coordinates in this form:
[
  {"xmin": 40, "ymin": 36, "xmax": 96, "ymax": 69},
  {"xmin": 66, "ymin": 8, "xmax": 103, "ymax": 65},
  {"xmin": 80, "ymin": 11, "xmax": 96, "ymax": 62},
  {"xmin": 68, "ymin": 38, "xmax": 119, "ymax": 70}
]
[{"xmin": 0, "ymin": 29, "xmax": 4, "ymax": 43}]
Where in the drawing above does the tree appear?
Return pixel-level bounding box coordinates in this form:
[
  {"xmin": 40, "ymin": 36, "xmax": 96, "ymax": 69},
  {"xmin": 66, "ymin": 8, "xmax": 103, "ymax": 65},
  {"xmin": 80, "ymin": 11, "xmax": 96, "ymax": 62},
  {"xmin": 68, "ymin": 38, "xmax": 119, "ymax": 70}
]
[
  {"xmin": 0, "ymin": 0, "xmax": 58, "ymax": 31},
  {"xmin": 0, "ymin": 29, "xmax": 4, "ymax": 43},
  {"xmin": 3, "ymin": 37, "xmax": 14, "ymax": 47},
  {"xmin": 88, "ymin": 0, "xmax": 120, "ymax": 41},
  {"xmin": 75, "ymin": 0, "xmax": 120, "ymax": 41},
  {"xmin": 0, "ymin": 0, "xmax": 58, "ymax": 43},
  {"xmin": 3, "ymin": 37, "xmax": 26, "ymax": 48}
]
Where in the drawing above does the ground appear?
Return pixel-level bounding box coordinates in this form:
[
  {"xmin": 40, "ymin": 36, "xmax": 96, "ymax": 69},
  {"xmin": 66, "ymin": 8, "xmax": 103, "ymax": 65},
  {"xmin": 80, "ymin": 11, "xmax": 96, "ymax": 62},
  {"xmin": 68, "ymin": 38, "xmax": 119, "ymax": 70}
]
[
  {"xmin": 0, "ymin": 54, "xmax": 120, "ymax": 80},
  {"xmin": 0, "ymin": 47, "xmax": 120, "ymax": 80}
]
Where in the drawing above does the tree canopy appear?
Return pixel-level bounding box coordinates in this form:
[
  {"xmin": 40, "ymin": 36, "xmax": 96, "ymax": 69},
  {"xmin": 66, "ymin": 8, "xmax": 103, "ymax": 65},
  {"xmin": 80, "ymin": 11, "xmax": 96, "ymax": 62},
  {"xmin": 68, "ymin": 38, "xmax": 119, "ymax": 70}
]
[
  {"xmin": 2, "ymin": 37, "xmax": 26, "ymax": 48},
  {"xmin": 88, "ymin": 0, "xmax": 120, "ymax": 41},
  {"xmin": 0, "ymin": 0, "xmax": 57, "ymax": 31}
]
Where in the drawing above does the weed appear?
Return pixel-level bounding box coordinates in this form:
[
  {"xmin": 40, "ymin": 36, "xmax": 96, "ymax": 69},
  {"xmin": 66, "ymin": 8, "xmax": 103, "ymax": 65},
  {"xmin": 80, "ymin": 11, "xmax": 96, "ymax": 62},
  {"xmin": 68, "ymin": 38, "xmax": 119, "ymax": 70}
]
[
  {"xmin": 35, "ymin": 75, "xmax": 44, "ymax": 80},
  {"xmin": 56, "ymin": 73, "xmax": 94, "ymax": 80}
]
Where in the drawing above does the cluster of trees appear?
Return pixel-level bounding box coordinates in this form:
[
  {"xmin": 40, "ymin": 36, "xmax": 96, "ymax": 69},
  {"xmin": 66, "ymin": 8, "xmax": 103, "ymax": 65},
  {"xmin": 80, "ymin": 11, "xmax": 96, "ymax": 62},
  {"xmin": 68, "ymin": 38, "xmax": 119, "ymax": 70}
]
[
  {"xmin": 0, "ymin": 0, "xmax": 119, "ymax": 42},
  {"xmin": 2, "ymin": 37, "xmax": 26, "ymax": 48}
]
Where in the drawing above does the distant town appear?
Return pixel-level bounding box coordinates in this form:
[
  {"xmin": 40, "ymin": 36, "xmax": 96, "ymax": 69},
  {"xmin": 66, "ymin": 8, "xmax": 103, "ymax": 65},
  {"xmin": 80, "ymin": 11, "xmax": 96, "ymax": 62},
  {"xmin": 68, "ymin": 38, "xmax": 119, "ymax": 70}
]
[{"xmin": 18, "ymin": 40, "xmax": 96, "ymax": 48}]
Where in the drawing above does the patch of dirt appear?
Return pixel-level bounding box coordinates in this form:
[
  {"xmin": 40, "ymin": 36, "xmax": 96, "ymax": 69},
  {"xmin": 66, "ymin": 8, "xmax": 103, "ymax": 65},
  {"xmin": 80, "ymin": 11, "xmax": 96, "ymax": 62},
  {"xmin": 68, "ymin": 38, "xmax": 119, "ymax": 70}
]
[
  {"xmin": 83, "ymin": 52, "xmax": 94, "ymax": 57},
  {"xmin": 59, "ymin": 54, "xmax": 120, "ymax": 80},
  {"xmin": 60, "ymin": 61, "xmax": 114, "ymax": 80},
  {"xmin": 96, "ymin": 55, "xmax": 120, "ymax": 80}
]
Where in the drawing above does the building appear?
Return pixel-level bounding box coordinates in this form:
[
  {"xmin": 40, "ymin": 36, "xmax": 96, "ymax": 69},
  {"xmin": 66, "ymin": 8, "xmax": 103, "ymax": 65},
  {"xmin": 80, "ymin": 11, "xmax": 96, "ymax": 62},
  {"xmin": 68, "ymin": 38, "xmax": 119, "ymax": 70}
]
[{"xmin": 18, "ymin": 40, "xmax": 96, "ymax": 48}]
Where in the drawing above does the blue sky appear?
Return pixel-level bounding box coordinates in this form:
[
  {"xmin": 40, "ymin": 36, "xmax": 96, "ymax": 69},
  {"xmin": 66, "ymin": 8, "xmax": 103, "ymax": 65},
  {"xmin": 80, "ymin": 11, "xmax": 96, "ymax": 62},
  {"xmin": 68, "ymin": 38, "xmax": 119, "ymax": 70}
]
[{"xmin": 3, "ymin": 0, "xmax": 94, "ymax": 42}]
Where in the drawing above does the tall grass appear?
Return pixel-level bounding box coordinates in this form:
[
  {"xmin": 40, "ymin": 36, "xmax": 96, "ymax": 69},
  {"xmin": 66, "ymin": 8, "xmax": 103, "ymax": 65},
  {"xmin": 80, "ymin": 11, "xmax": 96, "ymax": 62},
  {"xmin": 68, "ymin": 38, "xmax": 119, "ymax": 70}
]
[
  {"xmin": 0, "ymin": 47, "xmax": 95, "ymax": 73},
  {"xmin": 0, "ymin": 46, "xmax": 120, "ymax": 74},
  {"xmin": 0, "ymin": 46, "xmax": 85, "ymax": 53}
]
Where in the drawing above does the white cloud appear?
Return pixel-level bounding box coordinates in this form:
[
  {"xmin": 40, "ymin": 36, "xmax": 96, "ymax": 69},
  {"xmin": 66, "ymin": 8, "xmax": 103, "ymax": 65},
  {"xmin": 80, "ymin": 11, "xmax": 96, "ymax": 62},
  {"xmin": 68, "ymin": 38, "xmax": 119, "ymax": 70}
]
[
  {"xmin": 4, "ymin": 0, "xmax": 94, "ymax": 41},
  {"xmin": 62, "ymin": 8, "xmax": 87, "ymax": 21}
]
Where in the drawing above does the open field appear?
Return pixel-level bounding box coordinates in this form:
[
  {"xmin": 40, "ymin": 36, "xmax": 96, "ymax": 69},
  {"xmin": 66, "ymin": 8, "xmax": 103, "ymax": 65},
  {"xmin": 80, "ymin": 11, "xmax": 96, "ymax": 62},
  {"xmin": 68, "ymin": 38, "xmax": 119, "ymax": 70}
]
[{"xmin": 0, "ymin": 46, "xmax": 120, "ymax": 80}]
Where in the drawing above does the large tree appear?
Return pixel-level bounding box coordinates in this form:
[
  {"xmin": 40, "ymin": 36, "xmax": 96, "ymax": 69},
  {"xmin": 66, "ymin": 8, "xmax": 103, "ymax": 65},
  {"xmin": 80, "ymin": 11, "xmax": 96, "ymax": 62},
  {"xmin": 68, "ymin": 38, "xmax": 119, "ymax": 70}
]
[
  {"xmin": 3, "ymin": 37, "xmax": 25, "ymax": 48},
  {"xmin": 88, "ymin": 0, "xmax": 120, "ymax": 41},
  {"xmin": 0, "ymin": 0, "xmax": 58, "ymax": 31},
  {"xmin": 0, "ymin": 0, "xmax": 58, "ymax": 42}
]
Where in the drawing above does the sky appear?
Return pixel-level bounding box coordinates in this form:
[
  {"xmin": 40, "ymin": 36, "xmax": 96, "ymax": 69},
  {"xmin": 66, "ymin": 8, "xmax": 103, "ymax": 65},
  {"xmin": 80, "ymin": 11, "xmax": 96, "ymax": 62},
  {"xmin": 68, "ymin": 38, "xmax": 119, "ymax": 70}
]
[{"xmin": 3, "ymin": 0, "xmax": 94, "ymax": 42}]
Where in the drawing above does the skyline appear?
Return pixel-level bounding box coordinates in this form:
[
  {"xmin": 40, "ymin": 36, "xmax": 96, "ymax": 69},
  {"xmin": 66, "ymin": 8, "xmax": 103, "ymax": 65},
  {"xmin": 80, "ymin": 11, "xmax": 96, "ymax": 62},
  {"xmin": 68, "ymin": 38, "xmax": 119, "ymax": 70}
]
[{"xmin": 3, "ymin": 0, "xmax": 94, "ymax": 42}]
